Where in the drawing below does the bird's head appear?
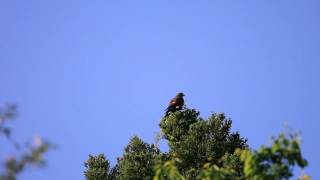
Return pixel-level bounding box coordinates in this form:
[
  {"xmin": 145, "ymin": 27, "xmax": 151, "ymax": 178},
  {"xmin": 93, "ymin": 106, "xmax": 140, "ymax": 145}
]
[{"xmin": 177, "ymin": 92, "xmax": 185, "ymax": 97}]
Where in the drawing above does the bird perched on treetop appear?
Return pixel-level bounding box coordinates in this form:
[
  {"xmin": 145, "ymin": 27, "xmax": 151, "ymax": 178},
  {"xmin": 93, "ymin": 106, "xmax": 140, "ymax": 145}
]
[{"xmin": 165, "ymin": 92, "xmax": 185, "ymax": 116}]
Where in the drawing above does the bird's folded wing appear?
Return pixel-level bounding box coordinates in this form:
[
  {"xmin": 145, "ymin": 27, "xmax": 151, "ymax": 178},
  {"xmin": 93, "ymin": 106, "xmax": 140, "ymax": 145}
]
[{"xmin": 169, "ymin": 99, "xmax": 177, "ymax": 106}]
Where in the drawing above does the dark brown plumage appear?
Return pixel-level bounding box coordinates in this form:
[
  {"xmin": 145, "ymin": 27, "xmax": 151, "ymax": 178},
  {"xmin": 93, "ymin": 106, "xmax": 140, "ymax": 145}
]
[{"xmin": 165, "ymin": 92, "xmax": 185, "ymax": 116}]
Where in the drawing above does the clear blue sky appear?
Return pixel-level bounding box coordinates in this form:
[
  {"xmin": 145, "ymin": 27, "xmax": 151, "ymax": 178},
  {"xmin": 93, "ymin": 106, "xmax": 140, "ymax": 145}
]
[{"xmin": 1, "ymin": 1, "xmax": 319, "ymax": 179}]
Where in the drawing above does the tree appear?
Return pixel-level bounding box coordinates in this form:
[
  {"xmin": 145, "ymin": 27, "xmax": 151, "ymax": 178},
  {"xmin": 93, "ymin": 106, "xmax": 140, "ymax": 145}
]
[
  {"xmin": 117, "ymin": 136, "xmax": 159, "ymax": 180},
  {"xmin": 85, "ymin": 154, "xmax": 111, "ymax": 180},
  {"xmin": 84, "ymin": 107, "xmax": 309, "ymax": 180},
  {"xmin": 0, "ymin": 104, "xmax": 53, "ymax": 180},
  {"xmin": 237, "ymin": 132, "xmax": 308, "ymax": 180}
]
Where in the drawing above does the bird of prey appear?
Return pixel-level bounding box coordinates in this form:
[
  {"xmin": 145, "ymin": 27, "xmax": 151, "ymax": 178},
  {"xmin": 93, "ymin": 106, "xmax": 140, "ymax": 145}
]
[{"xmin": 165, "ymin": 92, "xmax": 185, "ymax": 116}]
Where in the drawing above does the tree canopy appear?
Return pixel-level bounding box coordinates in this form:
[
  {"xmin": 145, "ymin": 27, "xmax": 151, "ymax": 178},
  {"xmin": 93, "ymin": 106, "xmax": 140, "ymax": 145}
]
[{"xmin": 84, "ymin": 107, "xmax": 309, "ymax": 180}]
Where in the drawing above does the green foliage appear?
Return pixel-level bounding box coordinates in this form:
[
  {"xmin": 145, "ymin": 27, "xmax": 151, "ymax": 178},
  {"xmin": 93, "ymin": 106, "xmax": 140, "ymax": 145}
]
[
  {"xmin": 84, "ymin": 154, "xmax": 111, "ymax": 180},
  {"xmin": 196, "ymin": 153, "xmax": 245, "ymax": 180},
  {"xmin": 160, "ymin": 109, "xmax": 199, "ymax": 143},
  {"xmin": 160, "ymin": 109, "xmax": 247, "ymax": 178},
  {"xmin": 0, "ymin": 104, "xmax": 53, "ymax": 180},
  {"xmin": 154, "ymin": 158, "xmax": 185, "ymax": 180},
  {"xmin": 2, "ymin": 139, "xmax": 52, "ymax": 180},
  {"xmin": 154, "ymin": 131, "xmax": 309, "ymax": 180},
  {"xmin": 117, "ymin": 136, "xmax": 158, "ymax": 180},
  {"xmin": 85, "ymin": 107, "xmax": 309, "ymax": 180},
  {"xmin": 238, "ymin": 132, "xmax": 308, "ymax": 180},
  {"xmin": 197, "ymin": 163, "xmax": 236, "ymax": 180}
]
